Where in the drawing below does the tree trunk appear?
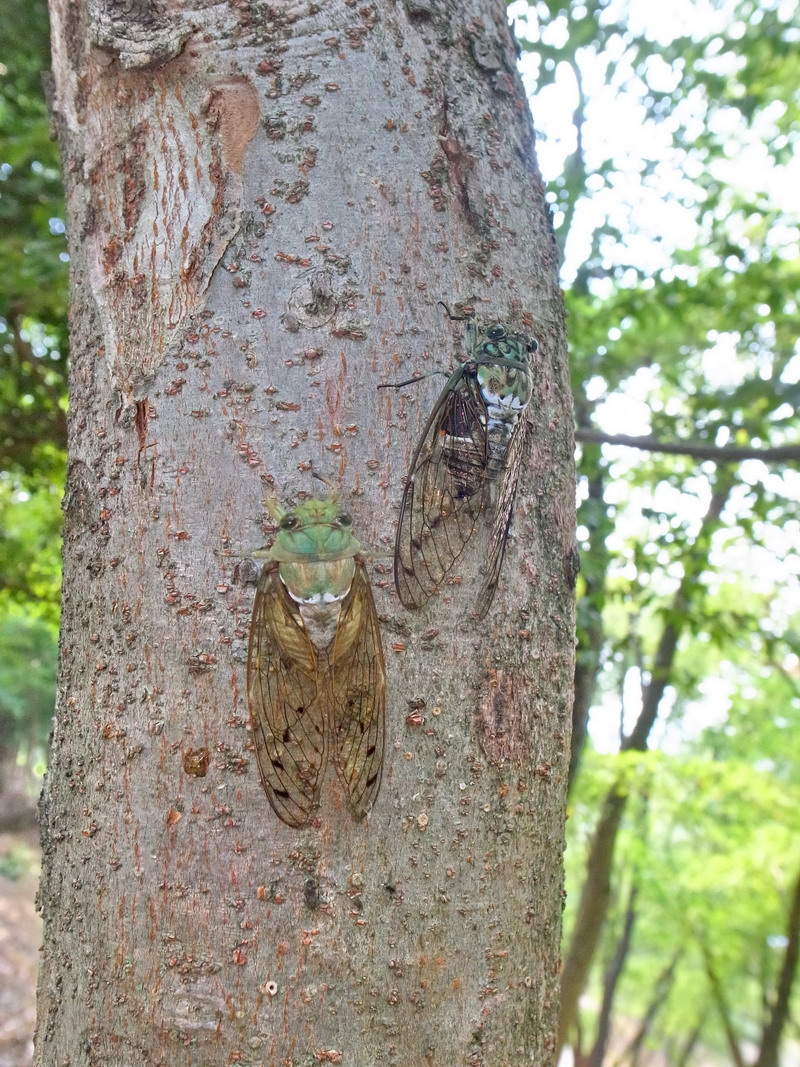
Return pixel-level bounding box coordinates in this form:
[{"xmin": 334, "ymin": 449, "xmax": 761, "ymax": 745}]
[{"xmin": 36, "ymin": 2, "xmax": 575, "ymax": 1064}]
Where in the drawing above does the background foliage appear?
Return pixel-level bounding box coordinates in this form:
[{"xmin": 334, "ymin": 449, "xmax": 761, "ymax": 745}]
[
  {"xmin": 510, "ymin": 0, "xmax": 800, "ymax": 1062},
  {"xmin": 0, "ymin": 0, "xmax": 66, "ymax": 773},
  {"xmin": 0, "ymin": 0, "xmax": 798, "ymax": 1061}
]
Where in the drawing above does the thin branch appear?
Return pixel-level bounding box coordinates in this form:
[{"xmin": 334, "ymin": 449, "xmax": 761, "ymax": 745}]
[
  {"xmin": 613, "ymin": 949, "xmax": 682, "ymax": 1067},
  {"xmin": 700, "ymin": 942, "xmax": 747, "ymax": 1067},
  {"xmin": 675, "ymin": 1019, "xmax": 704, "ymax": 1067},
  {"xmin": 586, "ymin": 882, "xmax": 639, "ymax": 1067},
  {"xmin": 575, "ymin": 429, "xmax": 800, "ymax": 464},
  {"xmin": 559, "ymin": 60, "xmax": 587, "ymax": 251},
  {"xmin": 623, "ymin": 482, "xmax": 731, "ymax": 751},
  {"xmin": 570, "ymin": 462, "xmax": 609, "ymax": 790}
]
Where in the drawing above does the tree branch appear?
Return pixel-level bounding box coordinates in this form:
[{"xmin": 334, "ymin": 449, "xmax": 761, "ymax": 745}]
[
  {"xmin": 571, "ymin": 461, "xmax": 609, "ymax": 790},
  {"xmin": 623, "ymin": 482, "xmax": 731, "ymax": 751},
  {"xmin": 675, "ymin": 1019, "xmax": 704, "ymax": 1067},
  {"xmin": 575, "ymin": 429, "xmax": 800, "ymax": 464},
  {"xmin": 612, "ymin": 949, "xmax": 681, "ymax": 1067}
]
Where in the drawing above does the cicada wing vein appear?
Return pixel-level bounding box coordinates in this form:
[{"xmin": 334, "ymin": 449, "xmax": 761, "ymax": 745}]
[
  {"xmin": 394, "ymin": 366, "xmax": 492, "ymax": 610},
  {"xmin": 475, "ymin": 414, "xmax": 532, "ymax": 619},
  {"xmin": 330, "ymin": 561, "xmax": 386, "ymax": 819},
  {"xmin": 247, "ymin": 565, "xmax": 327, "ymax": 828}
]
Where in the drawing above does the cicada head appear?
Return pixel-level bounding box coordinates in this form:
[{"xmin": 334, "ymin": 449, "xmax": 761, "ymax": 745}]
[
  {"xmin": 474, "ymin": 322, "xmax": 538, "ymax": 366},
  {"xmin": 268, "ymin": 495, "xmax": 361, "ymax": 563}
]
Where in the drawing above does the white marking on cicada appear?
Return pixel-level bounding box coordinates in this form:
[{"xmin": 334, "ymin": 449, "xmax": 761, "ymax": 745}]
[
  {"xmin": 286, "ymin": 585, "xmax": 352, "ymax": 650},
  {"xmin": 483, "ymin": 389, "xmax": 527, "ymax": 432},
  {"xmin": 287, "ymin": 590, "xmax": 346, "ymax": 606}
]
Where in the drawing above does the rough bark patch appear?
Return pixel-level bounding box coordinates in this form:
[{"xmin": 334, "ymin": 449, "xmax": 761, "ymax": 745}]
[{"xmin": 477, "ymin": 666, "xmax": 532, "ymax": 766}]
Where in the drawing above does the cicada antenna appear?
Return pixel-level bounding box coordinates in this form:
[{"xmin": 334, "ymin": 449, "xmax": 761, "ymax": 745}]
[
  {"xmin": 377, "ymin": 370, "xmax": 448, "ymax": 390},
  {"xmin": 263, "ymin": 496, "xmax": 284, "ymax": 522},
  {"xmin": 438, "ymin": 300, "xmax": 475, "ymax": 322},
  {"xmin": 311, "ymin": 469, "xmax": 339, "ymax": 497}
]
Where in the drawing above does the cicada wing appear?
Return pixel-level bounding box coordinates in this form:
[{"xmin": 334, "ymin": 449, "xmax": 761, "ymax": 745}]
[
  {"xmin": 394, "ymin": 366, "xmax": 492, "ymax": 610},
  {"xmin": 330, "ymin": 561, "xmax": 386, "ymax": 819},
  {"xmin": 247, "ymin": 565, "xmax": 327, "ymax": 827},
  {"xmin": 475, "ymin": 415, "xmax": 531, "ymax": 619}
]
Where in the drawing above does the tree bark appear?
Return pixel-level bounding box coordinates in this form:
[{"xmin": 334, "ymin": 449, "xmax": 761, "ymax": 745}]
[{"xmin": 36, "ymin": 2, "xmax": 575, "ymax": 1064}]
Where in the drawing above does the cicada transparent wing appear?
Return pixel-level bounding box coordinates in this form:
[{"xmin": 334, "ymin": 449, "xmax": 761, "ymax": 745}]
[
  {"xmin": 247, "ymin": 564, "xmax": 327, "ymax": 828},
  {"xmin": 330, "ymin": 561, "xmax": 386, "ymax": 818},
  {"xmin": 474, "ymin": 407, "xmax": 532, "ymax": 618},
  {"xmin": 394, "ymin": 365, "xmax": 493, "ymax": 610}
]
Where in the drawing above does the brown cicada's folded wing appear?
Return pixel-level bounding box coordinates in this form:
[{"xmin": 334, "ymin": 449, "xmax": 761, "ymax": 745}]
[
  {"xmin": 329, "ymin": 561, "xmax": 386, "ymax": 820},
  {"xmin": 247, "ymin": 564, "xmax": 326, "ymax": 827}
]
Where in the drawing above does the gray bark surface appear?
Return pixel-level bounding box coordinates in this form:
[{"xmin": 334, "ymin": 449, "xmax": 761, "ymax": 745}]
[{"xmin": 37, "ymin": 1, "xmax": 575, "ymax": 1063}]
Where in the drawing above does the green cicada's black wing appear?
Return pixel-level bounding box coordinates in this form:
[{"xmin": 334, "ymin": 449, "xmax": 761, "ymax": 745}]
[
  {"xmin": 394, "ymin": 365, "xmax": 492, "ymax": 610},
  {"xmin": 330, "ymin": 560, "xmax": 386, "ymax": 819},
  {"xmin": 474, "ymin": 411, "xmax": 532, "ymax": 619},
  {"xmin": 247, "ymin": 564, "xmax": 327, "ymax": 827}
]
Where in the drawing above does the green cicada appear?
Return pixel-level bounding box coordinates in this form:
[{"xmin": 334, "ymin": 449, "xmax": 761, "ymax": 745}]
[
  {"xmin": 244, "ymin": 488, "xmax": 386, "ymax": 827},
  {"xmin": 382, "ymin": 305, "xmax": 538, "ymax": 618}
]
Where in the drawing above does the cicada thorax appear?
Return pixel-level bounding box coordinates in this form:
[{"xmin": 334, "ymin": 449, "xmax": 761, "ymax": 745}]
[
  {"xmin": 477, "ymin": 359, "xmax": 535, "ymax": 473},
  {"xmin": 278, "ymin": 557, "xmax": 356, "ymax": 653},
  {"xmin": 435, "ymin": 358, "xmax": 534, "ymax": 499}
]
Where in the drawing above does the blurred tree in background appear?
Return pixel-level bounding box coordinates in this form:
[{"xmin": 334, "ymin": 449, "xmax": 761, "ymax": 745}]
[{"xmin": 1, "ymin": 0, "xmax": 799, "ymax": 1061}]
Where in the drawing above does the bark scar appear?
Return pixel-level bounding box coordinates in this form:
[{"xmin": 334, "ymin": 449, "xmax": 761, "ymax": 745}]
[{"xmin": 83, "ymin": 66, "xmax": 260, "ymax": 417}]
